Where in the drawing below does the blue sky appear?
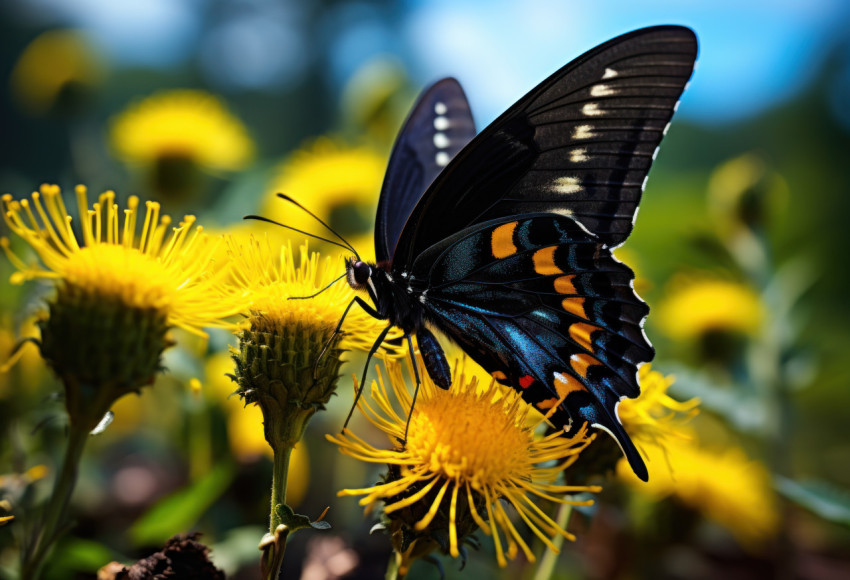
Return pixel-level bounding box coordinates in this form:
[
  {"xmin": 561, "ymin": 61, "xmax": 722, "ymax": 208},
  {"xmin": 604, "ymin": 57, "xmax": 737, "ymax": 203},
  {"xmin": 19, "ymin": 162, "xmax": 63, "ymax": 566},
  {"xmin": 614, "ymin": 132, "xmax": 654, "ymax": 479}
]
[{"xmin": 12, "ymin": 0, "xmax": 850, "ymax": 125}]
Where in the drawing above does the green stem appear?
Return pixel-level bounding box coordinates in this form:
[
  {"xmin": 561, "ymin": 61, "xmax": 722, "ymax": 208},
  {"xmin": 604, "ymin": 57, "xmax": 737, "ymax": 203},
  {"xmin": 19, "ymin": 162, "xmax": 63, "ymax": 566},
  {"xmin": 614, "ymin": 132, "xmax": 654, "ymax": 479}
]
[
  {"xmin": 269, "ymin": 443, "xmax": 293, "ymax": 533},
  {"xmin": 385, "ymin": 552, "xmax": 402, "ymax": 580},
  {"xmin": 532, "ymin": 503, "xmax": 573, "ymax": 580},
  {"xmin": 261, "ymin": 441, "xmax": 295, "ymax": 580},
  {"xmin": 22, "ymin": 423, "xmax": 89, "ymax": 579}
]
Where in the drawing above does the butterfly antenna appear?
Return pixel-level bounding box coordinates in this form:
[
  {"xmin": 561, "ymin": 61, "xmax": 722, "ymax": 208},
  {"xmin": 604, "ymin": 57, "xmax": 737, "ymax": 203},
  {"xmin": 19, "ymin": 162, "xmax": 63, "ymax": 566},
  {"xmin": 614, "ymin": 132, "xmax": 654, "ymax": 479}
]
[
  {"xmin": 288, "ymin": 273, "xmax": 346, "ymax": 301},
  {"xmin": 276, "ymin": 193, "xmax": 359, "ymax": 257},
  {"xmin": 243, "ymin": 215, "xmax": 358, "ymax": 258}
]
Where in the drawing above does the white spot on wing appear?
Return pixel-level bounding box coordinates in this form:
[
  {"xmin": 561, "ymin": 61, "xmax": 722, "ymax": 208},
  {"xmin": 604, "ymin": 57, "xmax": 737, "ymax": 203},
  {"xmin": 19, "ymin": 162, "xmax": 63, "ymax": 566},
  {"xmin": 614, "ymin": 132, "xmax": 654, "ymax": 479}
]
[
  {"xmin": 435, "ymin": 151, "xmax": 450, "ymax": 166},
  {"xmin": 582, "ymin": 103, "xmax": 603, "ymax": 116},
  {"xmin": 641, "ymin": 175, "xmax": 649, "ymax": 191},
  {"xmin": 433, "ymin": 116, "xmax": 450, "ymax": 131},
  {"xmin": 590, "ymin": 84, "xmax": 616, "ymax": 97},
  {"xmin": 663, "ymin": 121, "xmax": 672, "ymax": 135},
  {"xmin": 434, "ymin": 102, "xmax": 447, "ymax": 115},
  {"xmin": 569, "ymin": 148, "xmax": 589, "ymax": 163},
  {"xmin": 550, "ymin": 176, "xmax": 582, "ymax": 195},
  {"xmin": 602, "ymin": 67, "xmax": 618, "ymax": 79},
  {"xmin": 433, "ymin": 132, "xmax": 450, "ymax": 149},
  {"xmin": 548, "ymin": 207, "xmax": 575, "ymax": 218},
  {"xmin": 572, "ymin": 124, "xmax": 595, "ymax": 139}
]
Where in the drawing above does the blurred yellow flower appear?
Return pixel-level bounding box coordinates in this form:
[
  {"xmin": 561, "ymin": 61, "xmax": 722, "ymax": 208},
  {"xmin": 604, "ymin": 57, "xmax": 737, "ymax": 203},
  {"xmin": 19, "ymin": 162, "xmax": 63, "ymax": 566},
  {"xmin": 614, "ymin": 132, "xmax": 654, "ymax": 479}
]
[
  {"xmin": 329, "ymin": 356, "xmax": 600, "ymax": 569},
  {"xmin": 10, "ymin": 30, "xmax": 103, "ymax": 116},
  {"xmin": 262, "ymin": 138, "xmax": 385, "ymax": 260},
  {"xmin": 618, "ymin": 438, "xmax": 779, "ymax": 547},
  {"xmin": 708, "ymin": 153, "xmax": 788, "ymax": 234},
  {"xmin": 656, "ymin": 276, "xmax": 764, "ymax": 340},
  {"xmin": 110, "ymin": 90, "xmax": 254, "ymax": 172}
]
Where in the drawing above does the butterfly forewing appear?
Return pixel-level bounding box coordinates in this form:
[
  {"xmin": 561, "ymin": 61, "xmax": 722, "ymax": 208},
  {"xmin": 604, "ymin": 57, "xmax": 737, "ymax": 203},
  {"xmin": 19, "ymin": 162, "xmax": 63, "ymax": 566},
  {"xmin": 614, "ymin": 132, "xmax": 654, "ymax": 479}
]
[
  {"xmin": 392, "ymin": 26, "xmax": 697, "ymax": 267},
  {"xmin": 375, "ymin": 78, "xmax": 476, "ymax": 262}
]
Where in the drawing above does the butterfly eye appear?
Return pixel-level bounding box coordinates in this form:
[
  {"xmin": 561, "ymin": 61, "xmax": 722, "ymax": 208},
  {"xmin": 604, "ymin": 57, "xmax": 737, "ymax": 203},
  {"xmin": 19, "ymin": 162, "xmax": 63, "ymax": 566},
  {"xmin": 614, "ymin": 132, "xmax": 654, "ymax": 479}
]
[{"xmin": 353, "ymin": 261, "xmax": 371, "ymax": 285}]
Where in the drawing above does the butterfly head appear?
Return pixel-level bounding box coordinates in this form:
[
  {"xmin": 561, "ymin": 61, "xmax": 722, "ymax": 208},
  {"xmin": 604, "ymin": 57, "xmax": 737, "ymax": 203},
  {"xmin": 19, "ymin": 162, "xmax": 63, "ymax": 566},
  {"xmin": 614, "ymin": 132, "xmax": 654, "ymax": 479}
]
[{"xmin": 345, "ymin": 258, "xmax": 373, "ymax": 291}]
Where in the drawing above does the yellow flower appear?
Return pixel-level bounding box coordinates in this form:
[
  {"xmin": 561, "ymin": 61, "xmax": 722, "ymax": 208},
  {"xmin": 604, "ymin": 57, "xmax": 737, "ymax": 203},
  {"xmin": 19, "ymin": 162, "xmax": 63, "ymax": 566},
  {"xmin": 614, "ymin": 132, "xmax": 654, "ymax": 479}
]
[
  {"xmin": 2, "ymin": 185, "xmax": 241, "ymax": 336},
  {"xmin": 1, "ymin": 184, "xmax": 242, "ymax": 430},
  {"xmin": 110, "ymin": 90, "xmax": 254, "ymax": 172},
  {"xmin": 10, "ymin": 30, "xmax": 103, "ymax": 116},
  {"xmin": 617, "ymin": 438, "xmax": 779, "ymax": 547},
  {"xmin": 261, "ymin": 138, "xmax": 385, "ymax": 260},
  {"xmin": 224, "ymin": 235, "xmax": 402, "ymax": 355},
  {"xmin": 656, "ymin": 275, "xmax": 764, "ymax": 340},
  {"xmin": 618, "ymin": 365, "xmax": 699, "ymax": 450},
  {"xmin": 329, "ymin": 357, "xmax": 600, "ymax": 569}
]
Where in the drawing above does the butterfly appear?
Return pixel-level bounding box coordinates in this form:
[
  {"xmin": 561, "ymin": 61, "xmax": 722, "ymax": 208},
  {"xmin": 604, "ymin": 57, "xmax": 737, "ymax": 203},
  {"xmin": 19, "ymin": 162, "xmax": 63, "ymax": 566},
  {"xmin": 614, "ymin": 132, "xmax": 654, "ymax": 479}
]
[{"xmin": 342, "ymin": 26, "xmax": 697, "ymax": 481}]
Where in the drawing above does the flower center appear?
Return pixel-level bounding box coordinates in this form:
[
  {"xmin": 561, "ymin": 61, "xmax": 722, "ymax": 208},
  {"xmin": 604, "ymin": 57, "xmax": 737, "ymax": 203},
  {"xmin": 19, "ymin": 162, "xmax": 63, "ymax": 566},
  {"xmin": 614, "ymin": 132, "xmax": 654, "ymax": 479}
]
[
  {"xmin": 405, "ymin": 386, "xmax": 531, "ymax": 487},
  {"xmin": 62, "ymin": 244, "xmax": 175, "ymax": 310}
]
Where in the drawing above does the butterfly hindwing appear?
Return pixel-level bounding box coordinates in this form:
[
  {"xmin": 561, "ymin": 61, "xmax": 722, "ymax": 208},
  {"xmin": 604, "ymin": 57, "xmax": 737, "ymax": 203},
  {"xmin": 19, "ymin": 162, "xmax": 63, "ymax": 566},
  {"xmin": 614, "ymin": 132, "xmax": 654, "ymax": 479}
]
[
  {"xmin": 412, "ymin": 214, "xmax": 652, "ymax": 478},
  {"xmin": 392, "ymin": 26, "xmax": 697, "ymax": 268},
  {"xmin": 376, "ymin": 78, "xmax": 476, "ymax": 262}
]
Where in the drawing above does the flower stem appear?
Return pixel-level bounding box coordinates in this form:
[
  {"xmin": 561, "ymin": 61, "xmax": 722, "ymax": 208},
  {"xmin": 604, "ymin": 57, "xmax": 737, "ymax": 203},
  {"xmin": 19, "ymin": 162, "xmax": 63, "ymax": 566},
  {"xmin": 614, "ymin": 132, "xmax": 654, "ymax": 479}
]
[
  {"xmin": 22, "ymin": 423, "xmax": 89, "ymax": 579},
  {"xmin": 261, "ymin": 432, "xmax": 297, "ymax": 580},
  {"xmin": 270, "ymin": 443, "xmax": 293, "ymax": 532},
  {"xmin": 384, "ymin": 551, "xmax": 404, "ymax": 580},
  {"xmin": 532, "ymin": 503, "xmax": 573, "ymax": 580}
]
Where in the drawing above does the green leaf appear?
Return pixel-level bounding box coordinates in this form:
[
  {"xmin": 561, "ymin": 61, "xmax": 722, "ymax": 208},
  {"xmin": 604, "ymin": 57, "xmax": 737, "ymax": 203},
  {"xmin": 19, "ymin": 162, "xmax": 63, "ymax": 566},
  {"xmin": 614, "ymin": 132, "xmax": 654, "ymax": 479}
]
[
  {"xmin": 43, "ymin": 537, "xmax": 122, "ymax": 575},
  {"xmin": 130, "ymin": 462, "xmax": 235, "ymax": 546},
  {"xmin": 775, "ymin": 476, "xmax": 850, "ymax": 526}
]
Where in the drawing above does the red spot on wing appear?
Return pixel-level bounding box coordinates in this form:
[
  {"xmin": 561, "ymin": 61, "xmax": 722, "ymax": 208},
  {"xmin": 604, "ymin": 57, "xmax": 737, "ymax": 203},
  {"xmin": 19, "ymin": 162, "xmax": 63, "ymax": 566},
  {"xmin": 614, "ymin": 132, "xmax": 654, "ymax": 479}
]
[{"xmin": 519, "ymin": 375, "xmax": 534, "ymax": 389}]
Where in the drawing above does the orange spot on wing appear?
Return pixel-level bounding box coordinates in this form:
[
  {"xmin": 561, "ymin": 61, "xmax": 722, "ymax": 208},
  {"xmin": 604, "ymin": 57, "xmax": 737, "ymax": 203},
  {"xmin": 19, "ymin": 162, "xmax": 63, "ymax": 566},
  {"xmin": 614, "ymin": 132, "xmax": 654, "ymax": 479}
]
[
  {"xmin": 569, "ymin": 322, "xmax": 600, "ymax": 352},
  {"xmin": 554, "ymin": 372, "xmax": 586, "ymax": 398},
  {"xmin": 532, "ymin": 246, "xmax": 562, "ymax": 276},
  {"xmin": 536, "ymin": 397, "xmax": 561, "ymax": 410},
  {"xmin": 554, "ymin": 275, "xmax": 577, "ymax": 294},
  {"xmin": 561, "ymin": 296, "xmax": 587, "ymax": 319},
  {"xmin": 491, "ymin": 221, "xmax": 518, "ymax": 258},
  {"xmin": 491, "ymin": 370, "xmax": 507, "ymax": 380},
  {"xmin": 570, "ymin": 353, "xmax": 600, "ymax": 378}
]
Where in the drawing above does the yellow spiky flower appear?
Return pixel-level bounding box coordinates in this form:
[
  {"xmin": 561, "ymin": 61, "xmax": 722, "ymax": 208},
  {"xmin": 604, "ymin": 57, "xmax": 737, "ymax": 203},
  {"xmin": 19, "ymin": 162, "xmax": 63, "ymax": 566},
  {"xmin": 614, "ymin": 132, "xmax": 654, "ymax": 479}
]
[
  {"xmin": 2, "ymin": 184, "xmax": 242, "ymax": 578},
  {"xmin": 329, "ymin": 356, "xmax": 601, "ymax": 572},
  {"xmin": 220, "ymin": 235, "xmax": 402, "ymax": 576},
  {"xmin": 1, "ymin": 184, "xmax": 242, "ymax": 429},
  {"xmin": 618, "ymin": 365, "xmax": 699, "ymax": 450}
]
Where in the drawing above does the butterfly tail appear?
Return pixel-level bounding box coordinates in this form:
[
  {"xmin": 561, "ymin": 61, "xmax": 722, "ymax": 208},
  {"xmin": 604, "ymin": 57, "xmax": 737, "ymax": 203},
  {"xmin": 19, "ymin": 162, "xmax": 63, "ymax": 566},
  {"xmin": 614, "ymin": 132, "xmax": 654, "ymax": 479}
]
[
  {"xmin": 563, "ymin": 409, "xmax": 649, "ymax": 482},
  {"xmin": 593, "ymin": 416, "xmax": 649, "ymax": 482}
]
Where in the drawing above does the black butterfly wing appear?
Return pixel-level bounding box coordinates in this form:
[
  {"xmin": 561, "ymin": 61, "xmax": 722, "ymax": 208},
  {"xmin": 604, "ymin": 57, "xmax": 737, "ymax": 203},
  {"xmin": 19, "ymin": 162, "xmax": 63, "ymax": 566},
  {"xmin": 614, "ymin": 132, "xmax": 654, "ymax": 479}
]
[
  {"xmin": 375, "ymin": 78, "xmax": 476, "ymax": 262},
  {"xmin": 392, "ymin": 25, "xmax": 697, "ymax": 270},
  {"xmin": 412, "ymin": 214, "xmax": 653, "ymax": 480}
]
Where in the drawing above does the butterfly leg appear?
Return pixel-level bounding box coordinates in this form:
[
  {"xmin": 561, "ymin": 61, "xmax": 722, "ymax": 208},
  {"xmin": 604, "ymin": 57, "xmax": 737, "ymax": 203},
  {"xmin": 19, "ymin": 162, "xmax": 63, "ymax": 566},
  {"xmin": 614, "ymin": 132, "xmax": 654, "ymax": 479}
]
[
  {"xmin": 315, "ymin": 297, "xmax": 384, "ymax": 379},
  {"xmin": 342, "ymin": 323, "xmax": 394, "ymax": 430},
  {"xmin": 403, "ymin": 333, "xmax": 422, "ymax": 443}
]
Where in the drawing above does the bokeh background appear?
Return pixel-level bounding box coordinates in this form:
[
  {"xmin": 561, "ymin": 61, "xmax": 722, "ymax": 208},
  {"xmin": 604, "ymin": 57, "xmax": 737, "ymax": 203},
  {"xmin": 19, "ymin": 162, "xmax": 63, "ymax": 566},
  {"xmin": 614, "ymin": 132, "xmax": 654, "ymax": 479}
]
[{"xmin": 2, "ymin": 0, "xmax": 850, "ymax": 578}]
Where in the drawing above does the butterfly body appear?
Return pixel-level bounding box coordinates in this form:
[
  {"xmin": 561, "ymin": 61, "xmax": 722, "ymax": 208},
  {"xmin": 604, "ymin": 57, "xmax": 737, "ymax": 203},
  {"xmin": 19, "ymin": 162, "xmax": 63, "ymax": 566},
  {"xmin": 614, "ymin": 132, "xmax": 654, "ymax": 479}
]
[{"xmin": 345, "ymin": 26, "xmax": 698, "ymax": 482}]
